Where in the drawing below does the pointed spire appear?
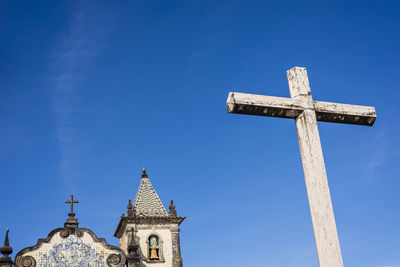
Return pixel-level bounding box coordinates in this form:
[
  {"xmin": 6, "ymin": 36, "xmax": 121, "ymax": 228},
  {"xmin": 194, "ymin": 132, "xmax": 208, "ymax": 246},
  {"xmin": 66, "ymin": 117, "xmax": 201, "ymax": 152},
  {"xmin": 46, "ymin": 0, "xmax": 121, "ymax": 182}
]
[
  {"xmin": 0, "ymin": 229, "xmax": 13, "ymax": 266},
  {"xmin": 169, "ymin": 200, "xmax": 177, "ymax": 217},
  {"xmin": 3, "ymin": 229, "xmax": 9, "ymax": 247},
  {"xmin": 127, "ymin": 199, "xmax": 134, "ymax": 216},
  {"xmin": 133, "ymin": 168, "xmax": 168, "ymax": 216}
]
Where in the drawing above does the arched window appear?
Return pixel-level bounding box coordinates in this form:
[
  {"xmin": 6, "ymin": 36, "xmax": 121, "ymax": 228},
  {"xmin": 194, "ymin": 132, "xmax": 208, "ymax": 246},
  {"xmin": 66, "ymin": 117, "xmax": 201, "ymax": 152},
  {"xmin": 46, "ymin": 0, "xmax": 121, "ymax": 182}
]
[
  {"xmin": 145, "ymin": 233, "xmax": 165, "ymax": 263},
  {"xmin": 148, "ymin": 235, "xmax": 159, "ymax": 260}
]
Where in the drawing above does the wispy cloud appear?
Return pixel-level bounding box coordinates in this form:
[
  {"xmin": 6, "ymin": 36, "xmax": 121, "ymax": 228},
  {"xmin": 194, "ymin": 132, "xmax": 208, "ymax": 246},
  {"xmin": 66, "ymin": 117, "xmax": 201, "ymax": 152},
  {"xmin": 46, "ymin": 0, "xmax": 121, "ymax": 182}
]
[
  {"xmin": 366, "ymin": 128, "xmax": 388, "ymax": 178},
  {"xmin": 51, "ymin": 1, "xmax": 98, "ymax": 189},
  {"xmin": 368, "ymin": 147, "xmax": 386, "ymax": 170}
]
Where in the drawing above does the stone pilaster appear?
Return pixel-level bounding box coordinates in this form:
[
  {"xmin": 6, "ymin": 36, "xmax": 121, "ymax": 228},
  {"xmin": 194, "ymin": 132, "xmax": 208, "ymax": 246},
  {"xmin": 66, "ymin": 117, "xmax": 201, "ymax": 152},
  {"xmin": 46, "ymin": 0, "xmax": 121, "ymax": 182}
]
[
  {"xmin": 171, "ymin": 226, "xmax": 182, "ymax": 267},
  {"xmin": 127, "ymin": 255, "xmax": 140, "ymax": 267}
]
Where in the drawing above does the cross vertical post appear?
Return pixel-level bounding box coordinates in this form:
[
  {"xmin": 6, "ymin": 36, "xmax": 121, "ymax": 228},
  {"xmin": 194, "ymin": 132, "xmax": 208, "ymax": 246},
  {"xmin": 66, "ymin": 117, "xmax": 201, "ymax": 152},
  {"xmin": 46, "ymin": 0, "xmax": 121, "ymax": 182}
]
[{"xmin": 288, "ymin": 68, "xmax": 343, "ymax": 266}]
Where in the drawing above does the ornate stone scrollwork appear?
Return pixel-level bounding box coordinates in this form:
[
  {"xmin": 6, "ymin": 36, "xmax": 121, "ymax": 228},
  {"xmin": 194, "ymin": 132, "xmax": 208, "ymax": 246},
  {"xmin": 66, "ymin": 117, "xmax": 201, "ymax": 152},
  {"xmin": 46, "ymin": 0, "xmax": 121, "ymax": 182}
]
[
  {"xmin": 20, "ymin": 256, "xmax": 36, "ymax": 267},
  {"xmin": 59, "ymin": 229, "xmax": 69, "ymax": 238},
  {"xmin": 75, "ymin": 229, "xmax": 83, "ymax": 237},
  {"xmin": 107, "ymin": 254, "xmax": 121, "ymax": 266}
]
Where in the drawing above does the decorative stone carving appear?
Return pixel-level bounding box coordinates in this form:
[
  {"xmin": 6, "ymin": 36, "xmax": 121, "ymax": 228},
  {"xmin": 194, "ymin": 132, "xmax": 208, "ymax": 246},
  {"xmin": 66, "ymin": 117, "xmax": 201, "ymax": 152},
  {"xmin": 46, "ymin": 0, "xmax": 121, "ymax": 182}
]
[
  {"xmin": 15, "ymin": 228, "xmax": 126, "ymax": 267},
  {"xmin": 59, "ymin": 229, "xmax": 69, "ymax": 238},
  {"xmin": 19, "ymin": 256, "xmax": 36, "ymax": 267},
  {"xmin": 169, "ymin": 200, "xmax": 177, "ymax": 217},
  {"xmin": 127, "ymin": 199, "xmax": 134, "ymax": 216},
  {"xmin": 107, "ymin": 254, "xmax": 121, "ymax": 266},
  {"xmin": 75, "ymin": 228, "xmax": 84, "ymax": 237}
]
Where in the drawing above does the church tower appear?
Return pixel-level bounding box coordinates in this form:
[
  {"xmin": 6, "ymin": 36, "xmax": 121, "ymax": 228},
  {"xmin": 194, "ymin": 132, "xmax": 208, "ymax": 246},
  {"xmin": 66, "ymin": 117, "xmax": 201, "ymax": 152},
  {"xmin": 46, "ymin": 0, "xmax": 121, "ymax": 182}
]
[{"xmin": 114, "ymin": 168, "xmax": 185, "ymax": 267}]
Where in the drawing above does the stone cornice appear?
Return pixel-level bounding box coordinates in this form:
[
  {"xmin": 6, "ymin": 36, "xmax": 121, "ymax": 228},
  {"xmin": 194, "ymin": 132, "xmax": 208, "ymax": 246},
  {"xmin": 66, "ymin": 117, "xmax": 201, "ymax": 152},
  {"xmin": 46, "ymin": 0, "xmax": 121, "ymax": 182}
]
[{"xmin": 114, "ymin": 215, "xmax": 186, "ymax": 238}]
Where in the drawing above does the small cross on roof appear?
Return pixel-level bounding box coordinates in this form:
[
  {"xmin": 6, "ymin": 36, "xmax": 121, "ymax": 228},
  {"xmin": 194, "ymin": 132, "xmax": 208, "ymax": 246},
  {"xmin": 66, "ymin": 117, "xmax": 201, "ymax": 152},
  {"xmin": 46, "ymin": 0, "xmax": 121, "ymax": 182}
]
[{"xmin": 65, "ymin": 194, "xmax": 79, "ymax": 215}]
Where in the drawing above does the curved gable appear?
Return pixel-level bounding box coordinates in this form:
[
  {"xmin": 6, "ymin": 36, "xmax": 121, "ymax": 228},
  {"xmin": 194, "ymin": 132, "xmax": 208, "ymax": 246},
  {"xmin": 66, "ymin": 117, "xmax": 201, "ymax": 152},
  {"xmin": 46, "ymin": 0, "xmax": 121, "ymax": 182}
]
[{"xmin": 15, "ymin": 228, "xmax": 126, "ymax": 267}]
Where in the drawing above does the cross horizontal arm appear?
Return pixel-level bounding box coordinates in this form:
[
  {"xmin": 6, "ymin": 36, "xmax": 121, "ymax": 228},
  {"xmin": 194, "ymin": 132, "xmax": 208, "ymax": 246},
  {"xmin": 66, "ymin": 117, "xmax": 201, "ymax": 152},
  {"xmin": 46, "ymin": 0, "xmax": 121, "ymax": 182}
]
[
  {"xmin": 313, "ymin": 100, "xmax": 376, "ymax": 126},
  {"xmin": 227, "ymin": 92, "xmax": 303, "ymax": 119},
  {"xmin": 227, "ymin": 92, "xmax": 376, "ymax": 126}
]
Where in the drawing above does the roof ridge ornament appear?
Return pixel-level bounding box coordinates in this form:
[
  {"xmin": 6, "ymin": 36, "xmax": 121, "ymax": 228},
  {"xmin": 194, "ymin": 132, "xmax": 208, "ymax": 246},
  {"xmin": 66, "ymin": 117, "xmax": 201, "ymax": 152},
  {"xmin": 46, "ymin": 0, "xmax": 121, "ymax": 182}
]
[
  {"xmin": 141, "ymin": 167, "xmax": 148, "ymax": 178},
  {"xmin": 127, "ymin": 199, "xmax": 134, "ymax": 216},
  {"xmin": 169, "ymin": 200, "xmax": 177, "ymax": 217},
  {"xmin": 0, "ymin": 229, "xmax": 13, "ymax": 266},
  {"xmin": 64, "ymin": 194, "xmax": 79, "ymax": 228}
]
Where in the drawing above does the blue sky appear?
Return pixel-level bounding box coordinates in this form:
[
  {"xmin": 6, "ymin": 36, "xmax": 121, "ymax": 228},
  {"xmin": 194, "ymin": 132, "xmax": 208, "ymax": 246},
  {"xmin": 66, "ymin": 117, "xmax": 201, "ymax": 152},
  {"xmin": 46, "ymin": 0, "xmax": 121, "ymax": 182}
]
[{"xmin": 1, "ymin": 1, "xmax": 399, "ymax": 266}]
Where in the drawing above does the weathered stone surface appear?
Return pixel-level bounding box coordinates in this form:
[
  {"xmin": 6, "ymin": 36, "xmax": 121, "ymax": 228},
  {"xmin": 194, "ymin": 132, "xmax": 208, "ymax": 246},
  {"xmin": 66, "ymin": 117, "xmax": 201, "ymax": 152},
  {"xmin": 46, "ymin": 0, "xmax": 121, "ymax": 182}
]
[
  {"xmin": 226, "ymin": 66, "xmax": 377, "ymax": 267},
  {"xmin": 226, "ymin": 88, "xmax": 376, "ymax": 126},
  {"xmin": 288, "ymin": 67, "xmax": 343, "ymax": 267}
]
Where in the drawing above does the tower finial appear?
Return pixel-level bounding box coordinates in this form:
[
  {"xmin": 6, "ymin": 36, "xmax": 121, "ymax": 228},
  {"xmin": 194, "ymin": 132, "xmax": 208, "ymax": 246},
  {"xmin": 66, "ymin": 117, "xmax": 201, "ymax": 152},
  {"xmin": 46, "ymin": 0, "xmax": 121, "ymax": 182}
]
[
  {"xmin": 169, "ymin": 200, "xmax": 177, "ymax": 217},
  {"xmin": 4, "ymin": 230, "xmax": 9, "ymax": 247},
  {"xmin": 0, "ymin": 229, "xmax": 13, "ymax": 266},
  {"xmin": 127, "ymin": 199, "xmax": 134, "ymax": 216},
  {"xmin": 141, "ymin": 167, "xmax": 148, "ymax": 178}
]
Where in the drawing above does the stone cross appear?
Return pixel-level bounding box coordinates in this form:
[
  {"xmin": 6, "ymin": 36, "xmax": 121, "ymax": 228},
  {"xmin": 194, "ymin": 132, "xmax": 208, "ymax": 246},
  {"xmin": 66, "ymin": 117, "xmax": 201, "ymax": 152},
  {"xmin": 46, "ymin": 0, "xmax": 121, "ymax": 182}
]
[
  {"xmin": 65, "ymin": 194, "xmax": 79, "ymax": 215},
  {"xmin": 226, "ymin": 67, "xmax": 376, "ymax": 267}
]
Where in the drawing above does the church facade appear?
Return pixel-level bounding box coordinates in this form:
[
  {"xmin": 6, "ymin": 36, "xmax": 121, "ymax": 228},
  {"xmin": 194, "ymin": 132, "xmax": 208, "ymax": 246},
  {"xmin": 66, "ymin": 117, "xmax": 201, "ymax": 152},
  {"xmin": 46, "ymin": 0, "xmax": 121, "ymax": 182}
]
[{"xmin": 0, "ymin": 168, "xmax": 185, "ymax": 267}]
